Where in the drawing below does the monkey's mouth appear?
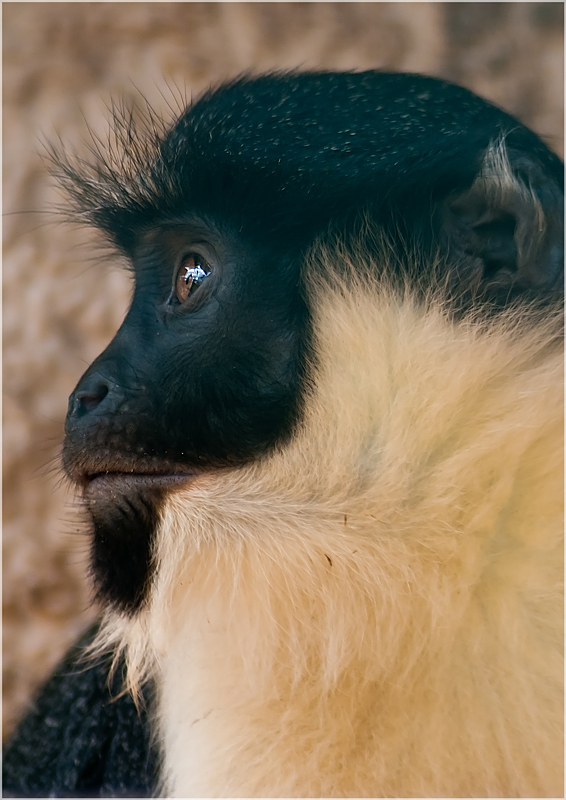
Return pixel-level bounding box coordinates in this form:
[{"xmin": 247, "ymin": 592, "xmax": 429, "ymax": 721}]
[{"xmin": 83, "ymin": 471, "xmax": 195, "ymax": 498}]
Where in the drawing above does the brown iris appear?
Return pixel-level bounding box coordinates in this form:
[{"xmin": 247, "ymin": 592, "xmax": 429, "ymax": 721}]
[{"xmin": 174, "ymin": 253, "xmax": 211, "ymax": 304}]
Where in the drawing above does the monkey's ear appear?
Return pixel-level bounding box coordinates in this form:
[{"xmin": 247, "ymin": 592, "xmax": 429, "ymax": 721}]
[{"xmin": 440, "ymin": 143, "xmax": 564, "ymax": 301}]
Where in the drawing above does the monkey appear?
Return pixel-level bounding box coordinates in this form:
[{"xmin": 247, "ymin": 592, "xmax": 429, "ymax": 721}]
[{"xmin": 3, "ymin": 71, "xmax": 563, "ymax": 797}]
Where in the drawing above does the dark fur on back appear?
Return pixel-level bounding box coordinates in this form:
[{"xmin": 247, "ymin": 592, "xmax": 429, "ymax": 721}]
[{"xmin": 2, "ymin": 626, "xmax": 158, "ymax": 797}]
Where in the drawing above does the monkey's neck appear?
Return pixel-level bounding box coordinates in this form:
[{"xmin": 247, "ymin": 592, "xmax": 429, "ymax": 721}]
[{"xmin": 98, "ymin": 286, "xmax": 563, "ymax": 797}]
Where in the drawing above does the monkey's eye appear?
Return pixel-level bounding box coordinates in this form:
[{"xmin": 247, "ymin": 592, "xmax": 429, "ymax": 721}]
[{"xmin": 174, "ymin": 253, "xmax": 212, "ymax": 304}]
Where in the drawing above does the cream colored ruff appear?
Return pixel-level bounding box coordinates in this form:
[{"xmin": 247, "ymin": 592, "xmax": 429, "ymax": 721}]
[{"xmin": 97, "ymin": 255, "xmax": 563, "ymax": 797}]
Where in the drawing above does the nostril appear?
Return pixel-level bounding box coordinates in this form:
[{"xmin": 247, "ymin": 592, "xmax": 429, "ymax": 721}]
[{"xmin": 73, "ymin": 382, "xmax": 110, "ymax": 417}]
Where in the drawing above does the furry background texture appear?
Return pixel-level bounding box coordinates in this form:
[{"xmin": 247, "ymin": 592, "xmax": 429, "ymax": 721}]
[{"xmin": 3, "ymin": 1, "xmax": 564, "ymax": 743}]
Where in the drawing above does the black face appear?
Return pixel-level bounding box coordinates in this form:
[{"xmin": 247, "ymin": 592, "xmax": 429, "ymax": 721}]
[
  {"xmin": 63, "ymin": 218, "xmax": 309, "ymax": 611},
  {"xmin": 64, "ymin": 220, "xmax": 307, "ymax": 478},
  {"xmin": 58, "ymin": 70, "xmax": 563, "ymax": 614}
]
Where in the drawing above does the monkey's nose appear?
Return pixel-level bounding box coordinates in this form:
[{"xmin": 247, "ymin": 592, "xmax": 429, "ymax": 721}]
[{"xmin": 68, "ymin": 379, "xmax": 110, "ymax": 419}]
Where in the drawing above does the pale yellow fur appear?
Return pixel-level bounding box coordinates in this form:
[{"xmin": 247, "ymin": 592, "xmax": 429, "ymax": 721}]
[{"xmin": 96, "ymin": 247, "xmax": 563, "ymax": 797}]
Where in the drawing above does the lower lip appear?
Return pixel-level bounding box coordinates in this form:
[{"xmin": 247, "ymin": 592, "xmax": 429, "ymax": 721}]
[{"xmin": 84, "ymin": 472, "xmax": 195, "ymax": 497}]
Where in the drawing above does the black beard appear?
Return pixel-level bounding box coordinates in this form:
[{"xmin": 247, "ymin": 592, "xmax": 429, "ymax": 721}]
[{"xmin": 83, "ymin": 474, "xmax": 192, "ymax": 614}]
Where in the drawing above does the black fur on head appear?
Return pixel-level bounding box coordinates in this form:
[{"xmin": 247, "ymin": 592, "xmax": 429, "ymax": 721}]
[{"xmin": 53, "ymin": 71, "xmax": 563, "ymax": 614}]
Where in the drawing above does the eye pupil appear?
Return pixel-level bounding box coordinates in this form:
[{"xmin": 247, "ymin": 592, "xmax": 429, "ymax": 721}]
[{"xmin": 175, "ymin": 253, "xmax": 211, "ymax": 303}]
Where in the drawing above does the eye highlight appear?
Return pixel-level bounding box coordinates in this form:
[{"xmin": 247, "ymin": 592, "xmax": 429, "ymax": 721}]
[{"xmin": 174, "ymin": 253, "xmax": 211, "ymax": 304}]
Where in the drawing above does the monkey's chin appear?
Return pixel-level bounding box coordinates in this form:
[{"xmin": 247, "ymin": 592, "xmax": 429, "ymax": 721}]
[
  {"xmin": 83, "ymin": 472, "xmax": 196, "ymax": 614},
  {"xmin": 84, "ymin": 472, "xmax": 194, "ymax": 500}
]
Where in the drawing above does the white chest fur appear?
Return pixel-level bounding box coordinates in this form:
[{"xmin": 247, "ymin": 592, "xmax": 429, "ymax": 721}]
[{"xmin": 105, "ymin": 277, "xmax": 563, "ymax": 797}]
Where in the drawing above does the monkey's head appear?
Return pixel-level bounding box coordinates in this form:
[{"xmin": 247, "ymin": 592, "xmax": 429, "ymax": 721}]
[{"xmin": 54, "ymin": 72, "xmax": 563, "ymax": 614}]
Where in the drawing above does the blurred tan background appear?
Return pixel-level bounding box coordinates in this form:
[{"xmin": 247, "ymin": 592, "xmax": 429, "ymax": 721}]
[{"xmin": 3, "ymin": 2, "xmax": 563, "ymax": 742}]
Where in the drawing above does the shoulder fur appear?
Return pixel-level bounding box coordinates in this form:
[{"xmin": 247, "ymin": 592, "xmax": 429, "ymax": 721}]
[{"xmin": 94, "ymin": 241, "xmax": 563, "ymax": 797}]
